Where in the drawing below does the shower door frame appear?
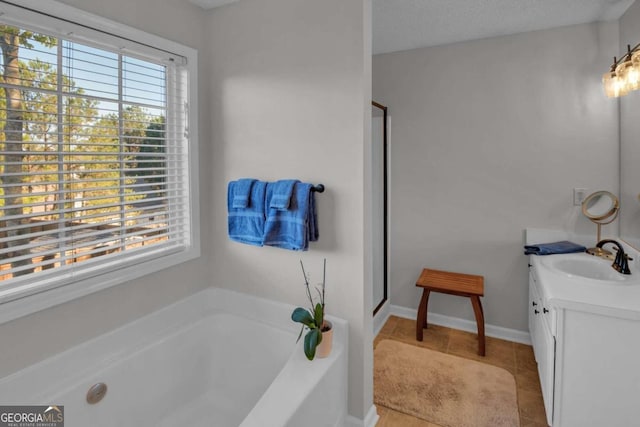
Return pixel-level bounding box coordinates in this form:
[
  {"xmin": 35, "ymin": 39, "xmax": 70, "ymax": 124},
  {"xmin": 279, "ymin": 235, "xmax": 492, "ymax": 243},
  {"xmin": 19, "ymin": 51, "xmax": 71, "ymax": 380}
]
[{"xmin": 372, "ymin": 101, "xmax": 388, "ymax": 315}]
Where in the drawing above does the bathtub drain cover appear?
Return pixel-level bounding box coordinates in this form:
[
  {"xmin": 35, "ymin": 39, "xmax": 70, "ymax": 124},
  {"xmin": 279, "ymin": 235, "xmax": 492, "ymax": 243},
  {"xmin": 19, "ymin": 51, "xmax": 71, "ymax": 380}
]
[{"xmin": 86, "ymin": 382, "xmax": 107, "ymax": 404}]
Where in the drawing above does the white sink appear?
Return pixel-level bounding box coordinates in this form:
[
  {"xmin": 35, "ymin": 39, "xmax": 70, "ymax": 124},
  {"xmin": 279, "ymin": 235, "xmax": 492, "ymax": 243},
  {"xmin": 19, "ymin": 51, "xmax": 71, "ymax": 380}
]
[{"xmin": 540, "ymin": 253, "xmax": 638, "ymax": 283}]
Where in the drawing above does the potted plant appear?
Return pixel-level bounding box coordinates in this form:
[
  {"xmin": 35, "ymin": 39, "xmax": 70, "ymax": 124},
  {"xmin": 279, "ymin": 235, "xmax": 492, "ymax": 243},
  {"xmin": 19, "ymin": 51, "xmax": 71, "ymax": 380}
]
[{"xmin": 291, "ymin": 259, "xmax": 333, "ymax": 360}]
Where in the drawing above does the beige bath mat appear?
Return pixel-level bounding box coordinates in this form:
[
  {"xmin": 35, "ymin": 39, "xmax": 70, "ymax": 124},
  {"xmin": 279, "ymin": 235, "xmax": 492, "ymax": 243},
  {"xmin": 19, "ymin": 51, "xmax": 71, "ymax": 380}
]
[{"xmin": 374, "ymin": 339, "xmax": 520, "ymax": 427}]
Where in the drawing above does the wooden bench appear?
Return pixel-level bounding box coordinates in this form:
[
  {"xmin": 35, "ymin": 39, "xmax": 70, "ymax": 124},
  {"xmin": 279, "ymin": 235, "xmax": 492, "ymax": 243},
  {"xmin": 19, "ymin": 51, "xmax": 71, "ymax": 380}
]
[{"xmin": 415, "ymin": 268, "xmax": 485, "ymax": 356}]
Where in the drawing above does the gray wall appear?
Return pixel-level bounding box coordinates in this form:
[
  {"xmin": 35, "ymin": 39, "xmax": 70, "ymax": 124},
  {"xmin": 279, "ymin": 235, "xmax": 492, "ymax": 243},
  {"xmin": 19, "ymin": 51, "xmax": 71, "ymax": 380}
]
[
  {"xmin": 373, "ymin": 22, "xmax": 620, "ymax": 332},
  {"xmin": 619, "ymin": 1, "xmax": 640, "ymax": 249},
  {"xmin": 203, "ymin": 0, "xmax": 373, "ymax": 419},
  {"xmin": 0, "ymin": 0, "xmax": 211, "ymax": 376},
  {"xmin": 0, "ymin": 0, "xmax": 374, "ymax": 421}
]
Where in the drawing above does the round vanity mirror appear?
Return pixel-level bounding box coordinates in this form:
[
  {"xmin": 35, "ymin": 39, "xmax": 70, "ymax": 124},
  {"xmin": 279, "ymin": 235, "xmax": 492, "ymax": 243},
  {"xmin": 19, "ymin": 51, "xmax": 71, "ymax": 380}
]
[
  {"xmin": 582, "ymin": 191, "xmax": 619, "ymax": 257},
  {"xmin": 582, "ymin": 190, "xmax": 619, "ymax": 222}
]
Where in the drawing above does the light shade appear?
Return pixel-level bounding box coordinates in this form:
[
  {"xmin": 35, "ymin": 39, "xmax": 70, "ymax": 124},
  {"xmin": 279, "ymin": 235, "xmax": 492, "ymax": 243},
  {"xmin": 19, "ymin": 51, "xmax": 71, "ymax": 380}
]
[
  {"xmin": 616, "ymin": 57, "xmax": 634, "ymax": 93},
  {"xmin": 627, "ymin": 51, "xmax": 640, "ymax": 91},
  {"xmin": 603, "ymin": 44, "xmax": 640, "ymax": 98},
  {"xmin": 603, "ymin": 71, "xmax": 626, "ymax": 98}
]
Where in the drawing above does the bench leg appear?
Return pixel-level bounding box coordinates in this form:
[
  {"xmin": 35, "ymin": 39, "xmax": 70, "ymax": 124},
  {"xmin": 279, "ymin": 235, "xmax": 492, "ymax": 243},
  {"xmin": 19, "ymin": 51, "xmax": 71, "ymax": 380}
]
[
  {"xmin": 416, "ymin": 289, "xmax": 430, "ymax": 341},
  {"xmin": 471, "ymin": 295, "xmax": 485, "ymax": 356}
]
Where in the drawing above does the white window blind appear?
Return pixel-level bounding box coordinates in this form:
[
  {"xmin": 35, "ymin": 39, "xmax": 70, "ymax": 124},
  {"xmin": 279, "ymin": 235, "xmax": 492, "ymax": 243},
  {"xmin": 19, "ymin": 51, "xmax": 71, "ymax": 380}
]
[{"xmin": 0, "ymin": 9, "xmax": 192, "ymax": 300}]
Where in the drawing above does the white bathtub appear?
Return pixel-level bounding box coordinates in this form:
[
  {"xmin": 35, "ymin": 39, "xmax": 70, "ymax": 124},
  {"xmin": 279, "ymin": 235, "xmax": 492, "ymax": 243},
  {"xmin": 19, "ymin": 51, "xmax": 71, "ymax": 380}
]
[{"xmin": 0, "ymin": 288, "xmax": 348, "ymax": 427}]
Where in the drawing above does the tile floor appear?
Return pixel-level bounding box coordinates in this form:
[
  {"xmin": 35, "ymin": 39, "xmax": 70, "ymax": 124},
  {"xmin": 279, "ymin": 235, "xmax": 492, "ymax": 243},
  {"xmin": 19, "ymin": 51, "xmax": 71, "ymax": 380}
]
[{"xmin": 374, "ymin": 315, "xmax": 549, "ymax": 427}]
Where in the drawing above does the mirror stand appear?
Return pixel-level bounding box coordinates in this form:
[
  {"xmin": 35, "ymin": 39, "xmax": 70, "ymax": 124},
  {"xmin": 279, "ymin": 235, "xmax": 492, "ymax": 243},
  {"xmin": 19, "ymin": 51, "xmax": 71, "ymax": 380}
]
[
  {"xmin": 587, "ymin": 223, "xmax": 611, "ymax": 257},
  {"xmin": 582, "ymin": 190, "xmax": 620, "ymax": 258}
]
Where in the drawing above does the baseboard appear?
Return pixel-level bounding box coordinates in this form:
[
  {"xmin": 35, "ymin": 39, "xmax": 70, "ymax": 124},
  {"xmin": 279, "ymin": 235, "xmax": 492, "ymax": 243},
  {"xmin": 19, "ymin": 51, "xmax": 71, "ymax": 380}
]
[
  {"xmin": 344, "ymin": 405, "xmax": 379, "ymax": 427},
  {"xmin": 389, "ymin": 304, "xmax": 531, "ymax": 345},
  {"xmin": 373, "ymin": 301, "xmax": 390, "ymax": 336}
]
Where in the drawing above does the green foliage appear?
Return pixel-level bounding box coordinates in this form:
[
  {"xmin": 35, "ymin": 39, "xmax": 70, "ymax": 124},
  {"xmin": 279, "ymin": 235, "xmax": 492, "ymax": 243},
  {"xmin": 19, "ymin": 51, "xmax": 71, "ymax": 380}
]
[
  {"xmin": 128, "ymin": 116, "xmax": 166, "ymax": 195},
  {"xmin": 303, "ymin": 329, "xmax": 322, "ymax": 361},
  {"xmin": 292, "ymin": 307, "xmax": 316, "ymax": 328},
  {"xmin": 1, "ymin": 54, "xmax": 163, "ymax": 219},
  {"xmin": 0, "ymin": 25, "xmax": 58, "ymax": 275},
  {"xmin": 290, "ymin": 259, "xmax": 329, "ymax": 360},
  {"xmin": 0, "ymin": 25, "xmax": 56, "ymax": 50},
  {"xmin": 0, "ymin": 24, "xmax": 169, "ymax": 275},
  {"xmin": 18, "ymin": 59, "xmax": 99, "ymax": 214}
]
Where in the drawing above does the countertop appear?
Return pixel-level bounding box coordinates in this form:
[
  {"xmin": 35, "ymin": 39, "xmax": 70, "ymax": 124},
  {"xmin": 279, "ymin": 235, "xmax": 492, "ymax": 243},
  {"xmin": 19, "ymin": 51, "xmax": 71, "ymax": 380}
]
[{"xmin": 530, "ymin": 252, "xmax": 640, "ymax": 321}]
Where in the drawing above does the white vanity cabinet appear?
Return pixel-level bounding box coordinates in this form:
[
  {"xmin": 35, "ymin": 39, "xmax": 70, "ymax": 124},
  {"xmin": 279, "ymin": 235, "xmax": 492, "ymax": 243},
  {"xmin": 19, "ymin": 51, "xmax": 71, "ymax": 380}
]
[
  {"xmin": 528, "ymin": 258, "xmax": 640, "ymax": 427},
  {"xmin": 528, "ymin": 267, "xmax": 554, "ymax": 426}
]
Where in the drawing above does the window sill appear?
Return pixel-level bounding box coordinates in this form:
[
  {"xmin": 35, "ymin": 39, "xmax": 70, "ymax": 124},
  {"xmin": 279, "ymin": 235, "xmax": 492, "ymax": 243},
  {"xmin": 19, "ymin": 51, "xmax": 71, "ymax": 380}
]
[{"xmin": 0, "ymin": 245, "xmax": 200, "ymax": 325}]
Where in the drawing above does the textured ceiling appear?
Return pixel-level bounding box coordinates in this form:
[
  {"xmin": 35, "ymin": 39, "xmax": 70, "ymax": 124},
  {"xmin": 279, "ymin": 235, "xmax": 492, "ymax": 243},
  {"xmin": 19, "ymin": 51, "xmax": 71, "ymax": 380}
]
[
  {"xmin": 373, "ymin": 0, "xmax": 635, "ymax": 54},
  {"xmin": 188, "ymin": 0, "xmax": 239, "ymax": 9},
  {"xmin": 189, "ymin": 0, "xmax": 635, "ymax": 54}
]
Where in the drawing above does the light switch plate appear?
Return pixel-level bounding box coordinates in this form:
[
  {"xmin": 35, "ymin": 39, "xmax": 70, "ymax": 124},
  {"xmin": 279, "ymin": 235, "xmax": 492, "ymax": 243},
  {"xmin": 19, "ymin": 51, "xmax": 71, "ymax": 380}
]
[{"xmin": 574, "ymin": 188, "xmax": 588, "ymax": 206}]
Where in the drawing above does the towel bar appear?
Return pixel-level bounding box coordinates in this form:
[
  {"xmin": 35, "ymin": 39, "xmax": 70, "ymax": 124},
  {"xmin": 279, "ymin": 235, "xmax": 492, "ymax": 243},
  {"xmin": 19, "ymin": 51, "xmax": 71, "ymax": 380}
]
[{"xmin": 311, "ymin": 184, "xmax": 325, "ymax": 193}]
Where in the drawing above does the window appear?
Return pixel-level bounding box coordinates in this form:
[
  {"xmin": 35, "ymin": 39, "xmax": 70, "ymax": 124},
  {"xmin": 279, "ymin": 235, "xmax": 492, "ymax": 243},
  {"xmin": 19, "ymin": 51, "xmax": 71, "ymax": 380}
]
[{"xmin": 0, "ymin": 1, "xmax": 199, "ymax": 315}]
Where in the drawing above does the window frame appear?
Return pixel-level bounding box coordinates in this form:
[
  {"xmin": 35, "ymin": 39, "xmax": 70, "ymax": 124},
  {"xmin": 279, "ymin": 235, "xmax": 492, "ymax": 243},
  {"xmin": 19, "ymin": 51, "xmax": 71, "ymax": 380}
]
[{"xmin": 0, "ymin": 0, "xmax": 200, "ymax": 324}]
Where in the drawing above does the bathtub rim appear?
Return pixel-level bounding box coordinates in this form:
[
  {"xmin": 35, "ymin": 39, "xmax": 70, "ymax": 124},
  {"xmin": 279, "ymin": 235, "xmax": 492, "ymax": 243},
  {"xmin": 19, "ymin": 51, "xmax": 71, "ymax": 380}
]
[
  {"xmin": 239, "ymin": 311, "xmax": 348, "ymax": 427},
  {"xmin": 0, "ymin": 286, "xmax": 349, "ymax": 423}
]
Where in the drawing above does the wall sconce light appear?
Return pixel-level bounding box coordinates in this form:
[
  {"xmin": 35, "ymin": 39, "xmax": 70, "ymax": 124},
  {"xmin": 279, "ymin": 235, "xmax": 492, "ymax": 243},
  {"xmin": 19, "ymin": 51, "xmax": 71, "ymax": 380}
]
[{"xmin": 603, "ymin": 43, "xmax": 640, "ymax": 98}]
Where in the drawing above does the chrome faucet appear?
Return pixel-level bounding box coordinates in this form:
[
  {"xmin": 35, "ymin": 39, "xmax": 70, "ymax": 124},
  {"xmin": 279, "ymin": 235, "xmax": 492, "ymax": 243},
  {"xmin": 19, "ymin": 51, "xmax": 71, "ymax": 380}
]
[{"xmin": 595, "ymin": 239, "xmax": 631, "ymax": 275}]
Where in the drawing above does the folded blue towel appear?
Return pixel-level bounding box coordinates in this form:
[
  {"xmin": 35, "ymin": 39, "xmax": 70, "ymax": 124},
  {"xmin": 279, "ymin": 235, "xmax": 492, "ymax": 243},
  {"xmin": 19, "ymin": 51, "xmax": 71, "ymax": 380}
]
[
  {"xmin": 231, "ymin": 178, "xmax": 256, "ymax": 208},
  {"xmin": 263, "ymin": 182, "xmax": 318, "ymax": 251},
  {"xmin": 228, "ymin": 180, "xmax": 267, "ymax": 246},
  {"xmin": 524, "ymin": 241, "xmax": 586, "ymax": 255},
  {"xmin": 269, "ymin": 179, "xmax": 299, "ymax": 210}
]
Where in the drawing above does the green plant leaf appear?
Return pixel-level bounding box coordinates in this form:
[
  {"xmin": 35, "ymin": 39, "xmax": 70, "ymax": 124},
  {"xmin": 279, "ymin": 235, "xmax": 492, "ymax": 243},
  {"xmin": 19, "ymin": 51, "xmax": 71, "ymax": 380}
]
[
  {"xmin": 303, "ymin": 328, "xmax": 323, "ymax": 360},
  {"xmin": 314, "ymin": 302, "xmax": 323, "ymax": 328},
  {"xmin": 291, "ymin": 307, "xmax": 316, "ymax": 328}
]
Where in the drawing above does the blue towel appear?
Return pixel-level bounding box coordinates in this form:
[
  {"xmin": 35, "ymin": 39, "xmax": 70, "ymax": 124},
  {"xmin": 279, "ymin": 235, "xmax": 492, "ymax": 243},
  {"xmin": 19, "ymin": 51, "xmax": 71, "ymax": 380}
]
[
  {"xmin": 263, "ymin": 182, "xmax": 318, "ymax": 251},
  {"xmin": 269, "ymin": 179, "xmax": 299, "ymax": 210},
  {"xmin": 524, "ymin": 241, "xmax": 586, "ymax": 255},
  {"xmin": 228, "ymin": 180, "xmax": 267, "ymax": 246},
  {"xmin": 231, "ymin": 178, "xmax": 256, "ymax": 208}
]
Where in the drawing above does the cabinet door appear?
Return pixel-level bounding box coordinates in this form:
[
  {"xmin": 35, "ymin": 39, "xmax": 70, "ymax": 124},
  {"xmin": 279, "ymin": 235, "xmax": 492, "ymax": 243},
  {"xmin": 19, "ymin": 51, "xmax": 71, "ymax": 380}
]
[
  {"xmin": 529, "ymin": 268, "xmax": 554, "ymax": 426},
  {"xmin": 528, "ymin": 273, "xmax": 538, "ymax": 360},
  {"xmin": 537, "ymin": 316, "xmax": 555, "ymax": 426}
]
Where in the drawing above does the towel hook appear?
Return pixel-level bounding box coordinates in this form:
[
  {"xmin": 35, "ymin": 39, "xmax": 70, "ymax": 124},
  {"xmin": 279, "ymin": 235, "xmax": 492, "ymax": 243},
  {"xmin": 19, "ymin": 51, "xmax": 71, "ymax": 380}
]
[{"xmin": 311, "ymin": 184, "xmax": 325, "ymax": 193}]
